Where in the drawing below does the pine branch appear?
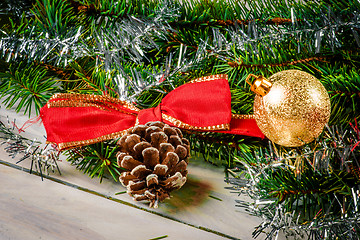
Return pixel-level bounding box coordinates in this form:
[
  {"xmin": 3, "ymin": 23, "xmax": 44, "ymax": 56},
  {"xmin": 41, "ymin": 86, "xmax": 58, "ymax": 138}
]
[
  {"xmin": 0, "ymin": 62, "xmax": 58, "ymax": 116},
  {"xmin": 169, "ymin": 18, "xmax": 298, "ymax": 29},
  {"xmin": 230, "ymin": 122, "xmax": 360, "ymax": 239},
  {"xmin": 65, "ymin": 0, "xmax": 166, "ymax": 21},
  {"xmin": 31, "ymin": 0, "xmax": 79, "ymax": 38},
  {"xmin": 66, "ymin": 140, "xmax": 121, "ymax": 182},
  {"xmin": 185, "ymin": 130, "xmax": 264, "ymax": 167},
  {"xmin": 321, "ymin": 65, "xmax": 360, "ymax": 126},
  {"xmin": 67, "ymin": 0, "xmax": 128, "ymax": 19},
  {"xmin": 38, "ymin": 61, "xmax": 73, "ymax": 78}
]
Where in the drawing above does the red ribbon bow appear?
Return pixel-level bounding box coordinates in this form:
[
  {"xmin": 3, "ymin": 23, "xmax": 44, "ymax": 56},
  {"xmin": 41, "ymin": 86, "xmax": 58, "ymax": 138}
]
[{"xmin": 40, "ymin": 74, "xmax": 264, "ymax": 150}]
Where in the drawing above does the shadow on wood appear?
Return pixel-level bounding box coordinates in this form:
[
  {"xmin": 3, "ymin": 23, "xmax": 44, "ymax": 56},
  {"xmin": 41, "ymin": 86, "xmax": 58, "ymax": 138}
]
[{"xmin": 162, "ymin": 175, "xmax": 213, "ymax": 213}]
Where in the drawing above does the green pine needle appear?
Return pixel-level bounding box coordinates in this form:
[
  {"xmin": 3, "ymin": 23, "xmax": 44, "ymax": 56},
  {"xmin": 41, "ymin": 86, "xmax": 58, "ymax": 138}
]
[{"xmin": 66, "ymin": 141, "xmax": 122, "ymax": 183}]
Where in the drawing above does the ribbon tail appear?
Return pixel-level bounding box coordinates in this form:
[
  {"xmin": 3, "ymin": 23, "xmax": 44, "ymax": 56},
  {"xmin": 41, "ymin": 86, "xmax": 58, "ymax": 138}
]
[
  {"xmin": 40, "ymin": 94, "xmax": 138, "ymax": 150},
  {"xmin": 216, "ymin": 118, "xmax": 265, "ymax": 139}
]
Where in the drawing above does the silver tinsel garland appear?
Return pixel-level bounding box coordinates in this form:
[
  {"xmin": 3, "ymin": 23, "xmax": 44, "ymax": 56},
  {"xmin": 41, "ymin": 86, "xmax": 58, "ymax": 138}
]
[
  {"xmin": 0, "ymin": 117, "xmax": 61, "ymax": 179},
  {"xmin": 227, "ymin": 124, "xmax": 360, "ymax": 240}
]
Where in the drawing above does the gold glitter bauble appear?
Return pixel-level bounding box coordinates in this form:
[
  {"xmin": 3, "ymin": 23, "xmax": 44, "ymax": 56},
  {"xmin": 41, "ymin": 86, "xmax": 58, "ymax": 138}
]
[{"xmin": 253, "ymin": 70, "xmax": 331, "ymax": 147}]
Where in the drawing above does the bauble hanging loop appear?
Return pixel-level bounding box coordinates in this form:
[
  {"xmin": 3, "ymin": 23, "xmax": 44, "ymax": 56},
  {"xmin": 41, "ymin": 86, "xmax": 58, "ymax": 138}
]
[
  {"xmin": 249, "ymin": 70, "xmax": 331, "ymax": 147},
  {"xmin": 246, "ymin": 74, "xmax": 273, "ymax": 97}
]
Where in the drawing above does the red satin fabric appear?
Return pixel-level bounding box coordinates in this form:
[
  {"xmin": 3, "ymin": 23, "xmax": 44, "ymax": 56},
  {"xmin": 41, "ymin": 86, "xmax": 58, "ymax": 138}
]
[
  {"xmin": 41, "ymin": 77, "xmax": 264, "ymax": 149},
  {"xmin": 159, "ymin": 79, "xmax": 232, "ymax": 127},
  {"xmin": 137, "ymin": 79, "xmax": 231, "ymax": 126},
  {"xmin": 137, "ymin": 106, "xmax": 162, "ymax": 124},
  {"xmin": 41, "ymin": 102, "xmax": 137, "ymax": 144},
  {"xmin": 220, "ymin": 118, "xmax": 264, "ymax": 137}
]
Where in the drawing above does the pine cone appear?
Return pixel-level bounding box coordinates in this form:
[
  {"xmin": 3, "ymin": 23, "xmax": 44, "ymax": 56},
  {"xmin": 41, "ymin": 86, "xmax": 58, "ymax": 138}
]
[{"xmin": 117, "ymin": 121, "xmax": 190, "ymax": 208}]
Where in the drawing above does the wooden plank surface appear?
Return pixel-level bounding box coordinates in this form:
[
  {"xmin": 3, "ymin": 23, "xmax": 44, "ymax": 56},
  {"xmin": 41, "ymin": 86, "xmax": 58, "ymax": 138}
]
[
  {"xmin": 0, "ymin": 164, "xmax": 232, "ymax": 240},
  {"xmin": 0, "ymin": 107, "xmax": 271, "ymax": 240}
]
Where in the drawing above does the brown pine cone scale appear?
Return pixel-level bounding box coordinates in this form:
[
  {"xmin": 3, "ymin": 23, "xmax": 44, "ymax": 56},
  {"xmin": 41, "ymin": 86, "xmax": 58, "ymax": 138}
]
[{"xmin": 117, "ymin": 121, "xmax": 190, "ymax": 208}]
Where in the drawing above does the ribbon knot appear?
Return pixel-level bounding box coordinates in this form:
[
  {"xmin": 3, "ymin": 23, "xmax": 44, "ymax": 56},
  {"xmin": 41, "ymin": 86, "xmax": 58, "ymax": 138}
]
[{"xmin": 40, "ymin": 74, "xmax": 264, "ymax": 150}]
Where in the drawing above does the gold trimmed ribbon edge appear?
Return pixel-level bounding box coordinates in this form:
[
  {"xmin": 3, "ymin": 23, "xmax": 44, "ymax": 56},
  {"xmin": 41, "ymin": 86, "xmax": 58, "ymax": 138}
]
[
  {"xmin": 48, "ymin": 101, "xmax": 109, "ymax": 111},
  {"xmin": 189, "ymin": 74, "xmax": 228, "ymax": 84},
  {"xmin": 49, "ymin": 93, "xmax": 140, "ymax": 112},
  {"xmin": 162, "ymin": 113, "xmax": 230, "ymax": 131},
  {"xmin": 50, "ymin": 128, "xmax": 131, "ymax": 151},
  {"xmin": 231, "ymin": 114, "xmax": 255, "ymax": 120}
]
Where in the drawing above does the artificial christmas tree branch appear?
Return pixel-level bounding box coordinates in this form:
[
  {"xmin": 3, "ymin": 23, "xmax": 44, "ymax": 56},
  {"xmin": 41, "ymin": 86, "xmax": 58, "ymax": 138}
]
[
  {"xmin": 170, "ymin": 18, "xmax": 297, "ymax": 28},
  {"xmin": 39, "ymin": 62, "xmax": 72, "ymax": 78},
  {"xmin": 67, "ymin": 141, "xmax": 121, "ymax": 182},
  {"xmin": 229, "ymin": 122, "xmax": 360, "ymax": 239}
]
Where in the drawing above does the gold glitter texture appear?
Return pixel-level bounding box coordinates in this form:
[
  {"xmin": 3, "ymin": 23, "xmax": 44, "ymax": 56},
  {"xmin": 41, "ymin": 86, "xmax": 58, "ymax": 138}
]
[
  {"xmin": 231, "ymin": 114, "xmax": 255, "ymax": 120},
  {"xmin": 253, "ymin": 70, "xmax": 331, "ymax": 147},
  {"xmin": 189, "ymin": 74, "xmax": 228, "ymax": 84},
  {"xmin": 48, "ymin": 93, "xmax": 140, "ymax": 114},
  {"xmin": 55, "ymin": 129, "xmax": 131, "ymax": 150}
]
